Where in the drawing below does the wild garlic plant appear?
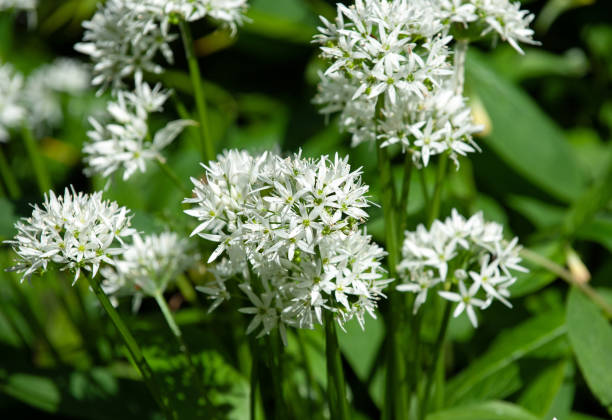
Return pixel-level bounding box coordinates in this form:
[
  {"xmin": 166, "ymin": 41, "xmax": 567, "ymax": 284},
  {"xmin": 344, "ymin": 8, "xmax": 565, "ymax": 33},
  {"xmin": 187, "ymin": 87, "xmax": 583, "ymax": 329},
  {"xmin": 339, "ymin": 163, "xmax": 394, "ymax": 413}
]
[{"xmin": 9, "ymin": 0, "xmax": 608, "ymax": 419}]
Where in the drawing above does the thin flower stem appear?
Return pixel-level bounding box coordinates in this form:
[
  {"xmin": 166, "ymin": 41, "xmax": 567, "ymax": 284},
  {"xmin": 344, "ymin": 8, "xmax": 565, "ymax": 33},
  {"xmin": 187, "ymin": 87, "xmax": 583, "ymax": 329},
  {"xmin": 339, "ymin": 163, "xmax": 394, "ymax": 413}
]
[
  {"xmin": 520, "ymin": 247, "xmax": 612, "ymax": 319},
  {"xmin": 0, "ymin": 144, "xmax": 21, "ymax": 199},
  {"xmin": 249, "ymin": 344, "xmax": 259, "ymax": 420},
  {"xmin": 420, "ymin": 168, "xmax": 430, "ymax": 214},
  {"xmin": 420, "ymin": 300, "xmax": 452, "ymax": 420},
  {"xmin": 398, "ymin": 153, "xmax": 413, "ymax": 233},
  {"xmin": 324, "ymin": 310, "xmax": 349, "ymax": 420},
  {"xmin": 179, "ymin": 20, "xmax": 215, "ymax": 163},
  {"xmin": 22, "ymin": 124, "xmax": 51, "ymax": 195},
  {"xmin": 427, "ymin": 153, "xmax": 449, "ymax": 228},
  {"xmin": 270, "ymin": 331, "xmax": 286, "ymax": 419},
  {"xmin": 155, "ymin": 157, "xmax": 190, "ymax": 195},
  {"xmin": 86, "ymin": 275, "xmax": 173, "ymax": 419}
]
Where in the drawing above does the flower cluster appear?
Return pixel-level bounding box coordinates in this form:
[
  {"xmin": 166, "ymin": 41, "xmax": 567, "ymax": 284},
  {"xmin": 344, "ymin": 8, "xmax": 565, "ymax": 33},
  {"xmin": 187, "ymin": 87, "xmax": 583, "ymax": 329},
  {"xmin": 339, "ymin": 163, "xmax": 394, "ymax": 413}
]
[
  {"xmin": 185, "ymin": 149, "xmax": 390, "ymax": 341},
  {"xmin": 75, "ymin": 0, "xmax": 177, "ymax": 91},
  {"xmin": 76, "ymin": 0, "xmax": 248, "ymax": 91},
  {"xmin": 396, "ymin": 209, "xmax": 526, "ymax": 327},
  {"xmin": 313, "ymin": 0, "xmax": 482, "ymax": 167},
  {"xmin": 83, "ymin": 74, "xmax": 193, "ymax": 181},
  {"xmin": 438, "ymin": 0, "xmax": 539, "ymax": 54},
  {"xmin": 100, "ymin": 232, "xmax": 198, "ymax": 312},
  {"xmin": 0, "ymin": 63, "xmax": 26, "ymax": 142},
  {"xmin": 5, "ymin": 187, "xmax": 135, "ymax": 283}
]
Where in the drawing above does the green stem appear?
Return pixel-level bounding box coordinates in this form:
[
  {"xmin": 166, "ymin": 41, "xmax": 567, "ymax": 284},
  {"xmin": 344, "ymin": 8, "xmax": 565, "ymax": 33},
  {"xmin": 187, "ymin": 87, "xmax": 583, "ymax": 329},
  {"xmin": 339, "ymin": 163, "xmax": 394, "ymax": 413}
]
[
  {"xmin": 420, "ymin": 301, "xmax": 452, "ymax": 420},
  {"xmin": 324, "ymin": 311, "xmax": 349, "ymax": 420},
  {"xmin": 427, "ymin": 153, "xmax": 449, "ymax": 227},
  {"xmin": 156, "ymin": 157, "xmax": 190, "ymax": 195},
  {"xmin": 270, "ymin": 331, "xmax": 286, "ymax": 419},
  {"xmin": 86, "ymin": 276, "xmax": 173, "ymax": 419},
  {"xmin": 398, "ymin": 153, "xmax": 413, "ymax": 233},
  {"xmin": 0, "ymin": 145, "xmax": 21, "ymax": 199},
  {"xmin": 22, "ymin": 125, "xmax": 51, "ymax": 195},
  {"xmin": 250, "ymin": 345, "xmax": 258, "ymax": 420},
  {"xmin": 419, "ymin": 168, "xmax": 430, "ymax": 215},
  {"xmin": 179, "ymin": 20, "xmax": 215, "ymax": 163}
]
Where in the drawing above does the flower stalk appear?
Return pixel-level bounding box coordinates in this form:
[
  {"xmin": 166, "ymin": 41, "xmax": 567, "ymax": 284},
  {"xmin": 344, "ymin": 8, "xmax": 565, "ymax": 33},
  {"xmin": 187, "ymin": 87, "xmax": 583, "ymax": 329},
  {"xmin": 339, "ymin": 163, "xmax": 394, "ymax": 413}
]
[
  {"xmin": 22, "ymin": 124, "xmax": 51, "ymax": 195},
  {"xmin": 0, "ymin": 146, "xmax": 20, "ymax": 199},
  {"xmin": 324, "ymin": 310, "xmax": 349, "ymax": 420}
]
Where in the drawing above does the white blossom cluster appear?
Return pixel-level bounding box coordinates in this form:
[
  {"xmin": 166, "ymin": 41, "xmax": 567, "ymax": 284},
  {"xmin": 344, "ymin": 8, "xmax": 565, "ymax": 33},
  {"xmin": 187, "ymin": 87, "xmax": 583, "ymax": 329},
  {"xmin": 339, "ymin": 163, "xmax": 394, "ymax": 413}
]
[
  {"xmin": 100, "ymin": 232, "xmax": 198, "ymax": 312},
  {"xmin": 0, "ymin": 62, "xmax": 26, "ymax": 142},
  {"xmin": 437, "ymin": 0, "xmax": 539, "ymax": 54},
  {"xmin": 5, "ymin": 187, "xmax": 135, "ymax": 283},
  {"xmin": 0, "ymin": 0, "xmax": 36, "ymax": 12},
  {"xmin": 75, "ymin": 0, "xmax": 177, "ymax": 92},
  {"xmin": 83, "ymin": 74, "xmax": 194, "ymax": 181},
  {"xmin": 76, "ymin": 0, "xmax": 248, "ymax": 91},
  {"xmin": 396, "ymin": 209, "xmax": 526, "ymax": 327},
  {"xmin": 184, "ymin": 149, "xmax": 390, "ymax": 342},
  {"xmin": 314, "ymin": 0, "xmax": 537, "ymax": 167},
  {"xmin": 0, "ymin": 59, "xmax": 89, "ymax": 142},
  {"xmin": 313, "ymin": 0, "xmax": 482, "ymax": 167}
]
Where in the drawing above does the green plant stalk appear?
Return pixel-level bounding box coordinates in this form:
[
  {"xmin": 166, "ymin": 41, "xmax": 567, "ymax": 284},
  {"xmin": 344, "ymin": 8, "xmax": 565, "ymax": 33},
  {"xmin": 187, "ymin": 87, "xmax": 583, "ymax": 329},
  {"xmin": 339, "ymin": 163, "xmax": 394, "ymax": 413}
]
[
  {"xmin": 324, "ymin": 310, "xmax": 349, "ymax": 420},
  {"xmin": 22, "ymin": 125, "xmax": 51, "ymax": 194},
  {"xmin": 156, "ymin": 157, "xmax": 190, "ymax": 196},
  {"xmin": 427, "ymin": 153, "xmax": 449, "ymax": 227},
  {"xmin": 398, "ymin": 153, "xmax": 413, "ymax": 233},
  {"xmin": 270, "ymin": 330, "xmax": 286, "ymax": 419},
  {"xmin": 86, "ymin": 276, "xmax": 173, "ymax": 419},
  {"xmin": 250, "ymin": 345, "xmax": 259, "ymax": 420},
  {"xmin": 179, "ymin": 20, "xmax": 215, "ymax": 163},
  {"xmin": 420, "ymin": 300, "xmax": 452, "ymax": 420},
  {"xmin": 0, "ymin": 145, "xmax": 21, "ymax": 199}
]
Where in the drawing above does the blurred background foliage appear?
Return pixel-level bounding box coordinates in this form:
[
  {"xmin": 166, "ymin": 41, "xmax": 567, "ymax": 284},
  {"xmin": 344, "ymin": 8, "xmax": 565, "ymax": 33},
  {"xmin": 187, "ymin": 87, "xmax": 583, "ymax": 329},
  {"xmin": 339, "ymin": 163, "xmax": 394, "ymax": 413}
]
[{"xmin": 1, "ymin": 0, "xmax": 612, "ymax": 419}]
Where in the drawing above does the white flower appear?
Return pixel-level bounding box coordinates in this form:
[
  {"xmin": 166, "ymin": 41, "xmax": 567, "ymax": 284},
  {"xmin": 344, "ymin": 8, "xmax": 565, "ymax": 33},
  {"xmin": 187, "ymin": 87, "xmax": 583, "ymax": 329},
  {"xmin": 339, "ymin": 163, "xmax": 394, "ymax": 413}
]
[
  {"xmin": 437, "ymin": 0, "xmax": 539, "ymax": 54},
  {"xmin": 397, "ymin": 209, "xmax": 526, "ymax": 327},
  {"xmin": 0, "ymin": 62, "xmax": 26, "ymax": 142},
  {"xmin": 185, "ymin": 149, "xmax": 390, "ymax": 336},
  {"xmin": 100, "ymin": 232, "xmax": 197, "ymax": 311},
  {"xmin": 75, "ymin": 0, "xmax": 177, "ymax": 92},
  {"xmin": 0, "ymin": 0, "xmax": 36, "ymax": 12},
  {"xmin": 313, "ymin": 0, "xmax": 482, "ymax": 167},
  {"xmin": 83, "ymin": 75, "xmax": 194, "ymax": 180},
  {"xmin": 4, "ymin": 187, "xmax": 136, "ymax": 283}
]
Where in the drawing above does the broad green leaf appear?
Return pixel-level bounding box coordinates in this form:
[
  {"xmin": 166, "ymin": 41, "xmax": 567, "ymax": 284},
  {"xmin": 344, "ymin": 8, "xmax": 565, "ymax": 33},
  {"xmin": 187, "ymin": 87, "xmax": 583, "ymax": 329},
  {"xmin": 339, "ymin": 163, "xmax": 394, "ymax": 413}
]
[
  {"xmin": 466, "ymin": 51, "xmax": 586, "ymax": 202},
  {"xmin": 244, "ymin": 0, "xmax": 318, "ymax": 43},
  {"xmin": 0, "ymin": 373, "xmax": 60, "ymax": 412},
  {"xmin": 446, "ymin": 311, "xmax": 566, "ymax": 406},
  {"xmin": 518, "ymin": 359, "xmax": 568, "ymax": 416},
  {"xmin": 428, "ymin": 401, "xmax": 539, "ymax": 420},
  {"xmin": 567, "ymin": 287, "xmax": 612, "ymax": 414},
  {"xmin": 338, "ymin": 316, "xmax": 385, "ymax": 381}
]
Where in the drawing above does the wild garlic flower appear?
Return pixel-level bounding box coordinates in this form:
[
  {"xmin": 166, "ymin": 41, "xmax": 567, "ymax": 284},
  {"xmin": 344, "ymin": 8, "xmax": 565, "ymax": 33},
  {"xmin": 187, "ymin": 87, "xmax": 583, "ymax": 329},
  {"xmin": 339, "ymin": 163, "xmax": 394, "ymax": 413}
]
[
  {"xmin": 438, "ymin": 0, "xmax": 539, "ymax": 54},
  {"xmin": 83, "ymin": 74, "xmax": 194, "ymax": 180},
  {"xmin": 314, "ymin": 0, "xmax": 482, "ymax": 167},
  {"xmin": 396, "ymin": 209, "xmax": 526, "ymax": 327},
  {"xmin": 23, "ymin": 58, "xmax": 90, "ymax": 132},
  {"xmin": 0, "ymin": 0, "xmax": 36, "ymax": 12},
  {"xmin": 4, "ymin": 187, "xmax": 135, "ymax": 283},
  {"xmin": 185, "ymin": 149, "xmax": 390, "ymax": 341},
  {"xmin": 143, "ymin": 0, "xmax": 248, "ymax": 35},
  {"xmin": 0, "ymin": 63, "xmax": 26, "ymax": 142},
  {"xmin": 101, "ymin": 232, "xmax": 197, "ymax": 312},
  {"xmin": 75, "ymin": 0, "xmax": 177, "ymax": 92}
]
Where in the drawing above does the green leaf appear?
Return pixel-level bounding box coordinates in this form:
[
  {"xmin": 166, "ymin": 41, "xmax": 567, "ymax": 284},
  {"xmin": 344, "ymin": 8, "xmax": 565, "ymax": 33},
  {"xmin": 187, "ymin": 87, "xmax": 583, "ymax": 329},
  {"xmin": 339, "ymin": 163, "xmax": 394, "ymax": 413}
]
[
  {"xmin": 567, "ymin": 287, "xmax": 612, "ymax": 414},
  {"xmin": 0, "ymin": 197, "xmax": 17, "ymax": 240},
  {"xmin": 427, "ymin": 401, "xmax": 540, "ymax": 420},
  {"xmin": 466, "ymin": 51, "xmax": 587, "ymax": 202},
  {"xmin": 0, "ymin": 373, "xmax": 60, "ymax": 412},
  {"xmin": 446, "ymin": 310, "xmax": 566, "ymax": 406},
  {"xmin": 338, "ymin": 316, "xmax": 385, "ymax": 381},
  {"xmin": 517, "ymin": 359, "xmax": 568, "ymax": 416}
]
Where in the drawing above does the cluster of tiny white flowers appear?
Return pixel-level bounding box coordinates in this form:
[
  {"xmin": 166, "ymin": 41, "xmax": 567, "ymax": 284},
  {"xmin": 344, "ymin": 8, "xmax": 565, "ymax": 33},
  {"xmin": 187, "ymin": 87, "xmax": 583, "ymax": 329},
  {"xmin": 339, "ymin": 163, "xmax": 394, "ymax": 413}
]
[
  {"xmin": 184, "ymin": 149, "xmax": 390, "ymax": 342},
  {"xmin": 100, "ymin": 232, "xmax": 198, "ymax": 312},
  {"xmin": 0, "ymin": 59, "xmax": 89, "ymax": 141},
  {"xmin": 23, "ymin": 58, "xmax": 90, "ymax": 132},
  {"xmin": 437, "ymin": 0, "xmax": 539, "ymax": 54},
  {"xmin": 143, "ymin": 0, "xmax": 248, "ymax": 34},
  {"xmin": 0, "ymin": 62, "xmax": 26, "ymax": 142},
  {"xmin": 83, "ymin": 74, "xmax": 194, "ymax": 181},
  {"xmin": 76, "ymin": 0, "xmax": 248, "ymax": 91},
  {"xmin": 0, "ymin": 0, "xmax": 36, "ymax": 12},
  {"xmin": 313, "ymin": 0, "xmax": 482, "ymax": 167},
  {"xmin": 75, "ymin": 0, "xmax": 177, "ymax": 92},
  {"xmin": 396, "ymin": 209, "xmax": 526, "ymax": 327},
  {"xmin": 5, "ymin": 187, "xmax": 135, "ymax": 283}
]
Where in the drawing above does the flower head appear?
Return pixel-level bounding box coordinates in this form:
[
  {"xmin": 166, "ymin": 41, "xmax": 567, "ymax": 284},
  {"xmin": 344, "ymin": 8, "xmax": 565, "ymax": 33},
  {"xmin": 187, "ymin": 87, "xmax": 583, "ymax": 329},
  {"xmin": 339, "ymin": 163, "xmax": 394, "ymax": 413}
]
[
  {"xmin": 100, "ymin": 232, "xmax": 197, "ymax": 311},
  {"xmin": 5, "ymin": 187, "xmax": 136, "ymax": 283},
  {"xmin": 83, "ymin": 74, "xmax": 194, "ymax": 180},
  {"xmin": 185, "ymin": 149, "xmax": 390, "ymax": 340},
  {"xmin": 0, "ymin": 62, "xmax": 26, "ymax": 142},
  {"xmin": 397, "ymin": 209, "xmax": 527, "ymax": 327}
]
